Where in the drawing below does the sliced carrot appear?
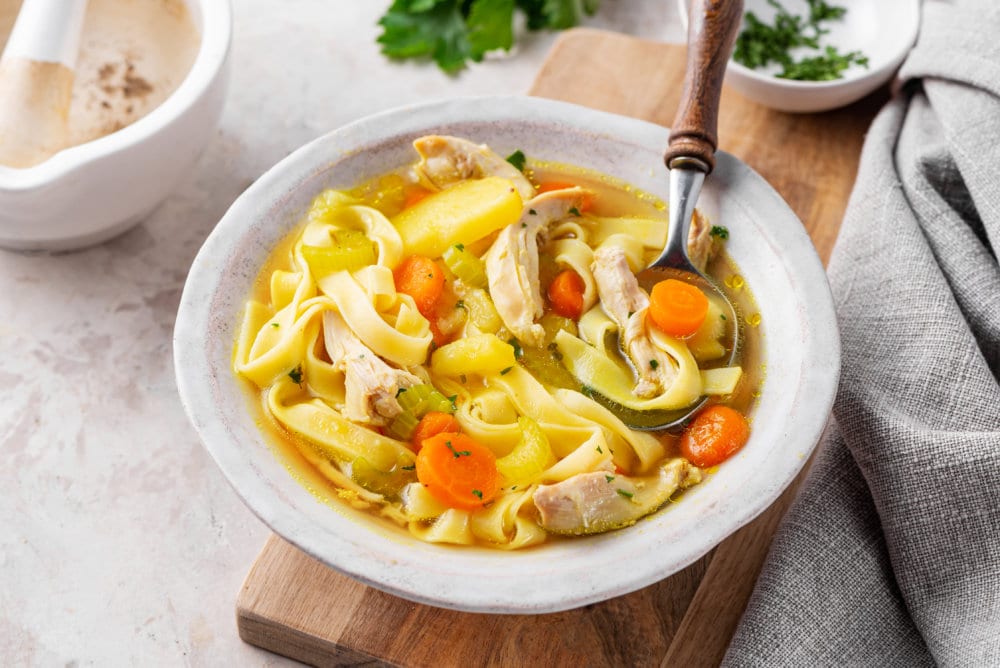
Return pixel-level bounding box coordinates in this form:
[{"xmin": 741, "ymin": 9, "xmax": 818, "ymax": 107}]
[
  {"xmin": 536, "ymin": 181, "xmax": 594, "ymax": 212},
  {"xmin": 416, "ymin": 433, "xmax": 500, "ymax": 510},
  {"xmin": 679, "ymin": 405, "xmax": 750, "ymax": 467},
  {"xmin": 411, "ymin": 412, "xmax": 461, "ymax": 450},
  {"xmin": 648, "ymin": 279, "xmax": 709, "ymax": 337},
  {"xmin": 403, "ymin": 186, "xmax": 432, "ymax": 210},
  {"xmin": 394, "ymin": 255, "xmax": 445, "ymax": 318},
  {"xmin": 546, "ymin": 269, "xmax": 586, "ymax": 320}
]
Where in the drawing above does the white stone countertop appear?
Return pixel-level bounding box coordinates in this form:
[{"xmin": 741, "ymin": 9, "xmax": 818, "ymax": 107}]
[{"xmin": 1, "ymin": 1, "xmax": 683, "ymax": 664}]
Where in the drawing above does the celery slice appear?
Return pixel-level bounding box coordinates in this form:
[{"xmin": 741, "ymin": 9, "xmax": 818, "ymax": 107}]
[
  {"xmin": 301, "ymin": 230, "xmax": 376, "ymax": 275},
  {"xmin": 442, "ymin": 243, "xmax": 488, "ymax": 288},
  {"xmin": 387, "ymin": 411, "xmax": 419, "ymax": 440}
]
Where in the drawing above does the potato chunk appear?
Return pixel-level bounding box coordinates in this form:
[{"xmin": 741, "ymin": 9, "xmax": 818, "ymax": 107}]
[
  {"xmin": 430, "ymin": 334, "xmax": 516, "ymax": 377},
  {"xmin": 392, "ymin": 177, "xmax": 523, "ymax": 258}
]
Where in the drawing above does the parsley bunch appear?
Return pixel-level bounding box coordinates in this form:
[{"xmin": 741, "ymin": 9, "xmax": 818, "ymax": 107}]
[
  {"xmin": 377, "ymin": 0, "xmax": 601, "ymax": 74},
  {"xmin": 733, "ymin": 0, "xmax": 868, "ymax": 81}
]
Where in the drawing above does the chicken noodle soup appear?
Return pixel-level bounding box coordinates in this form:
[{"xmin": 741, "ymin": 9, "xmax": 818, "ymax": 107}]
[{"xmin": 235, "ymin": 136, "xmax": 758, "ymax": 549}]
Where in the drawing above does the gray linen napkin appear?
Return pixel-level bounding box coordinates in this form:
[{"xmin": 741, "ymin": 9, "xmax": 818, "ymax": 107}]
[{"xmin": 722, "ymin": 2, "xmax": 1000, "ymax": 665}]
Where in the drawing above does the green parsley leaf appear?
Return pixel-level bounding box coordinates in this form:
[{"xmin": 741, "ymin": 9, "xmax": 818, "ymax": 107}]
[
  {"xmin": 401, "ymin": 464, "xmax": 416, "ymax": 471},
  {"xmin": 507, "ymin": 337, "xmax": 523, "ymax": 359},
  {"xmin": 288, "ymin": 366, "xmax": 304, "ymax": 385},
  {"xmin": 500, "ymin": 366, "xmax": 513, "ymax": 375},
  {"xmin": 616, "ymin": 488, "xmax": 634, "ymax": 499},
  {"xmin": 270, "ymin": 322, "xmax": 280, "ymax": 328},
  {"xmin": 710, "ymin": 225, "xmax": 730, "ymax": 240},
  {"xmin": 472, "ymin": 489, "xmax": 484, "ymax": 499},
  {"xmin": 446, "ymin": 440, "xmax": 471, "ymax": 458},
  {"xmin": 568, "ymin": 207, "xmax": 582, "ymax": 217},
  {"xmin": 649, "ymin": 359, "xmax": 659, "ymax": 370},
  {"xmin": 605, "ymin": 475, "xmax": 615, "ymax": 483},
  {"xmin": 506, "ymin": 149, "xmax": 527, "ymax": 171}
]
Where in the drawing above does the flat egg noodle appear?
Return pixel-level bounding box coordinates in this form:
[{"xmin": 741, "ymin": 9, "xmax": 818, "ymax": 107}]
[
  {"xmin": 409, "ymin": 508, "xmax": 475, "ymax": 545},
  {"xmin": 268, "ymin": 378, "xmax": 415, "ymax": 473},
  {"xmin": 318, "ymin": 270, "xmax": 431, "ymax": 367},
  {"xmin": 238, "ymin": 301, "xmax": 328, "ymax": 387},
  {"xmin": 469, "ymin": 486, "xmax": 547, "ymax": 549},
  {"xmin": 554, "ymin": 327, "xmax": 702, "ymax": 411},
  {"xmin": 586, "ymin": 215, "xmax": 668, "ymax": 249}
]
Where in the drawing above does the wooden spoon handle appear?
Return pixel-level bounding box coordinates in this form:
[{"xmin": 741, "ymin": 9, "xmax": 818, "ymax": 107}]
[{"xmin": 664, "ymin": 0, "xmax": 743, "ymax": 173}]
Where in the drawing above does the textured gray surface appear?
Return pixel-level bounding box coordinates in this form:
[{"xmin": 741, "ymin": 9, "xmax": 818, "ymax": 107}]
[
  {"xmin": 0, "ymin": 1, "xmax": 683, "ymax": 664},
  {"xmin": 724, "ymin": 1, "xmax": 1000, "ymax": 665}
]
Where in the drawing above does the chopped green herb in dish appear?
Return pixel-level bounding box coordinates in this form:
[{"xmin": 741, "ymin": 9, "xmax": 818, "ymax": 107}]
[{"xmin": 733, "ymin": 0, "xmax": 868, "ymax": 81}]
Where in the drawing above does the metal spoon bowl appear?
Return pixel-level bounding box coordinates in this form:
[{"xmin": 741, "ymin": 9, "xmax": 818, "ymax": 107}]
[{"xmin": 599, "ymin": 0, "xmax": 744, "ymax": 432}]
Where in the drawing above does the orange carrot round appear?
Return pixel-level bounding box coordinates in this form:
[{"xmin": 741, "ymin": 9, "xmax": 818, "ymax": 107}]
[
  {"xmin": 679, "ymin": 405, "xmax": 750, "ymax": 467},
  {"xmin": 547, "ymin": 269, "xmax": 586, "ymax": 320},
  {"xmin": 416, "ymin": 433, "xmax": 499, "ymax": 510},
  {"xmin": 648, "ymin": 279, "xmax": 709, "ymax": 337},
  {"xmin": 411, "ymin": 412, "xmax": 461, "ymax": 450},
  {"xmin": 394, "ymin": 255, "xmax": 445, "ymax": 318},
  {"xmin": 536, "ymin": 181, "xmax": 594, "ymax": 211}
]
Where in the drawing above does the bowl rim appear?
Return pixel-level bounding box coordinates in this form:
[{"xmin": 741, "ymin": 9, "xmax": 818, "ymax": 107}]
[
  {"xmin": 174, "ymin": 95, "xmax": 840, "ymax": 613},
  {"xmin": 677, "ymin": 0, "xmax": 921, "ymax": 89},
  {"xmin": 0, "ymin": 0, "xmax": 233, "ymax": 190}
]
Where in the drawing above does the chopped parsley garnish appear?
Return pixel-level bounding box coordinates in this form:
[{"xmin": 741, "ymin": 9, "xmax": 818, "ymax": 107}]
[
  {"xmin": 568, "ymin": 207, "xmax": 582, "ymax": 217},
  {"xmin": 472, "ymin": 489, "xmax": 483, "ymax": 499},
  {"xmin": 649, "ymin": 359, "xmax": 659, "ymax": 370},
  {"xmin": 733, "ymin": 0, "xmax": 868, "ymax": 81},
  {"xmin": 521, "ymin": 222, "xmax": 527, "ymax": 228},
  {"xmin": 710, "ymin": 225, "xmax": 730, "ymax": 240},
  {"xmin": 448, "ymin": 394, "xmax": 458, "ymax": 410},
  {"xmin": 720, "ymin": 314, "xmax": 727, "ymax": 321},
  {"xmin": 455, "ymin": 299, "xmax": 466, "ymax": 309},
  {"xmin": 446, "ymin": 440, "xmax": 471, "ymax": 458},
  {"xmin": 506, "ymin": 149, "xmax": 526, "ymax": 171},
  {"xmin": 507, "ymin": 337, "xmax": 523, "ymax": 359},
  {"xmin": 500, "ymin": 366, "xmax": 513, "ymax": 375},
  {"xmin": 401, "ymin": 464, "xmax": 416, "ymax": 471},
  {"xmin": 459, "ymin": 374, "xmax": 468, "ymax": 383},
  {"xmin": 528, "ymin": 208, "xmax": 537, "ymax": 215},
  {"xmin": 596, "ymin": 445, "xmax": 603, "ymax": 454},
  {"xmin": 270, "ymin": 322, "xmax": 280, "ymax": 328},
  {"xmin": 605, "ymin": 475, "xmax": 615, "ymax": 483},
  {"xmin": 396, "ymin": 387, "xmax": 407, "ymax": 397},
  {"xmin": 616, "ymin": 488, "xmax": 634, "ymax": 499},
  {"xmin": 454, "ymin": 242, "xmax": 465, "ymax": 251},
  {"xmin": 288, "ymin": 366, "xmax": 303, "ymax": 385}
]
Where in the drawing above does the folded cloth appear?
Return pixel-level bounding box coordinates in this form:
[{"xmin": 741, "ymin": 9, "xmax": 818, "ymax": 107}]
[{"xmin": 722, "ymin": 2, "xmax": 1000, "ymax": 666}]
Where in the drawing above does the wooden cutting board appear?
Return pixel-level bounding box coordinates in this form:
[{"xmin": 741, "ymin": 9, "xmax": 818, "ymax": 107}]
[{"xmin": 236, "ymin": 29, "xmax": 883, "ymax": 667}]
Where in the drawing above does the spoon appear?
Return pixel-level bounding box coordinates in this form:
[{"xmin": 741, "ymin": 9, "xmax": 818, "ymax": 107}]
[
  {"xmin": 602, "ymin": 0, "xmax": 744, "ymax": 432},
  {"xmin": 0, "ymin": 0, "xmax": 88, "ymax": 168}
]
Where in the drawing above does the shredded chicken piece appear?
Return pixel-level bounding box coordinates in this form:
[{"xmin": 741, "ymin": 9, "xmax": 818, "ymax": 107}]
[
  {"xmin": 591, "ymin": 245, "xmax": 677, "ymax": 397},
  {"xmin": 323, "ymin": 311, "xmax": 421, "ymax": 425},
  {"xmin": 485, "ymin": 188, "xmax": 590, "ymax": 347},
  {"xmin": 687, "ymin": 209, "xmax": 713, "ymax": 272},
  {"xmin": 533, "ymin": 459, "xmax": 702, "ymax": 535},
  {"xmin": 413, "ymin": 135, "xmax": 535, "ymax": 200}
]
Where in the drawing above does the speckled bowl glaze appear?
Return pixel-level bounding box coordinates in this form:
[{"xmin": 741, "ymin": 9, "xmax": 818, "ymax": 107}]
[{"xmin": 174, "ymin": 96, "xmax": 839, "ymax": 614}]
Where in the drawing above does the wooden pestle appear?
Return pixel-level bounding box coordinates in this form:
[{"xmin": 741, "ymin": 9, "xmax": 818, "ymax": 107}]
[{"xmin": 0, "ymin": 0, "xmax": 88, "ymax": 168}]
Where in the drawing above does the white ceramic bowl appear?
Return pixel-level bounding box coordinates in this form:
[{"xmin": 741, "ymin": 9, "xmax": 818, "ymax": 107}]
[
  {"xmin": 680, "ymin": 0, "xmax": 920, "ymax": 113},
  {"xmin": 0, "ymin": 0, "xmax": 231, "ymax": 251},
  {"xmin": 174, "ymin": 96, "xmax": 839, "ymax": 613}
]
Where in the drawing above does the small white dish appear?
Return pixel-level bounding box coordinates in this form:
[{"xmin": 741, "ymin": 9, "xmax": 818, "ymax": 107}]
[
  {"xmin": 679, "ymin": 0, "xmax": 920, "ymax": 113},
  {"xmin": 0, "ymin": 0, "xmax": 231, "ymax": 251},
  {"xmin": 174, "ymin": 96, "xmax": 840, "ymax": 613}
]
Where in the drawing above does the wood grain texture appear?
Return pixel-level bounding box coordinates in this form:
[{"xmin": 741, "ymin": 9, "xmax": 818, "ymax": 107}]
[
  {"xmin": 236, "ymin": 28, "xmax": 882, "ymax": 667},
  {"xmin": 665, "ymin": 0, "xmax": 743, "ymax": 172}
]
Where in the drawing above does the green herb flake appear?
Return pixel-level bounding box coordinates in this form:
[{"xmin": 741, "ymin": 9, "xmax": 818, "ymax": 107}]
[
  {"xmin": 459, "ymin": 374, "xmax": 468, "ymax": 383},
  {"xmin": 596, "ymin": 445, "xmax": 603, "ymax": 454},
  {"xmin": 401, "ymin": 464, "xmax": 416, "ymax": 471},
  {"xmin": 616, "ymin": 488, "xmax": 634, "ymax": 499},
  {"xmin": 568, "ymin": 207, "xmax": 582, "ymax": 217},
  {"xmin": 710, "ymin": 225, "xmax": 730, "ymax": 240},
  {"xmin": 288, "ymin": 366, "xmax": 304, "ymax": 385},
  {"xmin": 506, "ymin": 149, "xmax": 527, "ymax": 171},
  {"xmin": 521, "ymin": 222, "xmax": 527, "ymax": 228},
  {"xmin": 649, "ymin": 359, "xmax": 659, "ymax": 370},
  {"xmin": 270, "ymin": 322, "xmax": 280, "ymax": 328},
  {"xmin": 605, "ymin": 475, "xmax": 615, "ymax": 483},
  {"xmin": 472, "ymin": 489, "xmax": 483, "ymax": 499},
  {"xmin": 528, "ymin": 208, "xmax": 537, "ymax": 215},
  {"xmin": 507, "ymin": 337, "xmax": 523, "ymax": 359},
  {"xmin": 454, "ymin": 242, "xmax": 465, "ymax": 251},
  {"xmin": 720, "ymin": 314, "xmax": 727, "ymax": 321},
  {"xmin": 396, "ymin": 387, "xmax": 408, "ymax": 397},
  {"xmin": 446, "ymin": 440, "xmax": 471, "ymax": 458},
  {"xmin": 455, "ymin": 299, "xmax": 466, "ymax": 309},
  {"xmin": 500, "ymin": 366, "xmax": 513, "ymax": 375}
]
